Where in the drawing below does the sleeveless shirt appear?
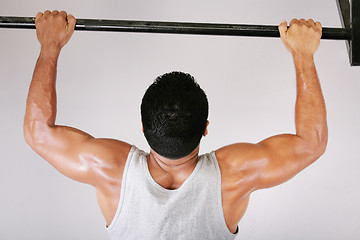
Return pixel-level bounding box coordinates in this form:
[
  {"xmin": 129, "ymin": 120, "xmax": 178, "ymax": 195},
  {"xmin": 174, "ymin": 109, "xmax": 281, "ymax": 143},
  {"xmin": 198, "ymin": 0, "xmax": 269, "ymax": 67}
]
[{"xmin": 107, "ymin": 146, "xmax": 238, "ymax": 240}]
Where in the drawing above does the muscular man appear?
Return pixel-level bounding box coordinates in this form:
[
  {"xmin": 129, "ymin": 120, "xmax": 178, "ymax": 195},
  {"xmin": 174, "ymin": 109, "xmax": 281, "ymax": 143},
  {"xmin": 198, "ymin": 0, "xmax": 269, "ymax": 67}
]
[{"xmin": 24, "ymin": 10, "xmax": 327, "ymax": 239}]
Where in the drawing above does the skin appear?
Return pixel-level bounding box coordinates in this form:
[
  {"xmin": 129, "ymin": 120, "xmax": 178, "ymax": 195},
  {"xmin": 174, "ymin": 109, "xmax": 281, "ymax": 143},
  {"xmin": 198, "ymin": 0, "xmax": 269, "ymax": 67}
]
[{"xmin": 24, "ymin": 11, "xmax": 327, "ymax": 234}]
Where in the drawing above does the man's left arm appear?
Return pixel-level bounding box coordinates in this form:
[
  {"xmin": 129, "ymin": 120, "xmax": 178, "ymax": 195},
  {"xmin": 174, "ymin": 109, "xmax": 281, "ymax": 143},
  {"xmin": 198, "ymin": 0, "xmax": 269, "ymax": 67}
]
[{"xmin": 216, "ymin": 19, "xmax": 328, "ymax": 191}]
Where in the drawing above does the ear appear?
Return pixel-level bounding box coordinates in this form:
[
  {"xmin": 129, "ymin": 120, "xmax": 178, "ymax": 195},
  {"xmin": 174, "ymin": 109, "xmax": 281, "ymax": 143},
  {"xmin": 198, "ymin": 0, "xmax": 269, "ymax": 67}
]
[{"xmin": 203, "ymin": 121, "xmax": 209, "ymax": 137}]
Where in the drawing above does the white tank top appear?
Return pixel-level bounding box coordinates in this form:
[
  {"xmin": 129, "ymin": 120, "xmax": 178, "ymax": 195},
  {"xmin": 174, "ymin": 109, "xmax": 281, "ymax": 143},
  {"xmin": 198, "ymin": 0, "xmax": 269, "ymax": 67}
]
[{"xmin": 107, "ymin": 146, "xmax": 238, "ymax": 240}]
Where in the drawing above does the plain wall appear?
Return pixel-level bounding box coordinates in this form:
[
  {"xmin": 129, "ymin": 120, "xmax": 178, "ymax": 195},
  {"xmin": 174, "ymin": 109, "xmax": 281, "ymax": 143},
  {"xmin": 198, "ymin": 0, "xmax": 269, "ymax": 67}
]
[{"xmin": 1, "ymin": 0, "xmax": 360, "ymax": 239}]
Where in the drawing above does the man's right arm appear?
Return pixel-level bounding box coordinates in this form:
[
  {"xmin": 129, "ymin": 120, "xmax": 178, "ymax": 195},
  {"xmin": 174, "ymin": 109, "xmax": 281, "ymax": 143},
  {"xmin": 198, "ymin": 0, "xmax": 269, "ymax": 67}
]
[
  {"xmin": 216, "ymin": 19, "xmax": 328, "ymax": 190},
  {"xmin": 24, "ymin": 11, "xmax": 132, "ymax": 188}
]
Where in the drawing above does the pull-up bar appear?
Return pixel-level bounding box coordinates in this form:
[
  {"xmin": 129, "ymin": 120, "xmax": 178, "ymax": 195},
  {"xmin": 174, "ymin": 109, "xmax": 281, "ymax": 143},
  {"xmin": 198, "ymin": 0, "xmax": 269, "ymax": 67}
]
[
  {"xmin": 0, "ymin": 16, "xmax": 351, "ymax": 40},
  {"xmin": 0, "ymin": 0, "xmax": 358, "ymax": 66}
]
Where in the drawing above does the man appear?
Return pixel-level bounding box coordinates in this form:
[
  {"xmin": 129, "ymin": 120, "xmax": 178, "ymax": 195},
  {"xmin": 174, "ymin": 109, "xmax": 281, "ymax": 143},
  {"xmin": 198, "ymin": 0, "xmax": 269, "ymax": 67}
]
[{"xmin": 24, "ymin": 10, "xmax": 327, "ymax": 239}]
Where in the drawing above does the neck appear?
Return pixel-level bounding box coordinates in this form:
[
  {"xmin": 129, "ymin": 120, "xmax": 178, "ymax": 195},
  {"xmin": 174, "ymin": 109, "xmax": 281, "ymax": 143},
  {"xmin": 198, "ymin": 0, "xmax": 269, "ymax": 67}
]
[{"xmin": 147, "ymin": 146, "xmax": 200, "ymax": 189}]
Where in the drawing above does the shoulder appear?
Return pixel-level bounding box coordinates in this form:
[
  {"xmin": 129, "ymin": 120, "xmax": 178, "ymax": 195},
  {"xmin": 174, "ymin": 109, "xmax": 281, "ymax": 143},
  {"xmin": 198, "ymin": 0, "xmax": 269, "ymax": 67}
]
[
  {"xmin": 83, "ymin": 139, "xmax": 132, "ymax": 170},
  {"xmin": 87, "ymin": 139, "xmax": 133, "ymax": 187},
  {"xmin": 214, "ymin": 143, "xmax": 267, "ymax": 187},
  {"xmin": 215, "ymin": 143, "xmax": 267, "ymax": 171}
]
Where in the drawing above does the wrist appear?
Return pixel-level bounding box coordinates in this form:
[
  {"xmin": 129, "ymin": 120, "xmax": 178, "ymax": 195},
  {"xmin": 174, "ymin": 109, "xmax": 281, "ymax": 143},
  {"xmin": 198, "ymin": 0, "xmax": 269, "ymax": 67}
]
[
  {"xmin": 39, "ymin": 44, "xmax": 61, "ymax": 60},
  {"xmin": 292, "ymin": 53, "xmax": 315, "ymax": 67}
]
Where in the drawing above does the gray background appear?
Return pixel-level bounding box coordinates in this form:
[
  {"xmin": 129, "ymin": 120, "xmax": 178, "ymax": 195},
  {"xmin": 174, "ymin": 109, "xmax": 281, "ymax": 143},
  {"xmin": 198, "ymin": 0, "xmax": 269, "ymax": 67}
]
[{"xmin": 1, "ymin": 0, "xmax": 360, "ymax": 239}]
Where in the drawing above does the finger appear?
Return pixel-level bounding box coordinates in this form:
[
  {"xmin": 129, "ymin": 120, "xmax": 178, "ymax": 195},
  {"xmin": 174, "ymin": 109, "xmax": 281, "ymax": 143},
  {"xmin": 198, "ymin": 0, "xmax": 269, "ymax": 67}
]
[
  {"xmin": 278, "ymin": 20, "xmax": 288, "ymax": 39},
  {"xmin": 307, "ymin": 19, "xmax": 315, "ymax": 26},
  {"xmin": 35, "ymin": 12, "xmax": 43, "ymax": 23},
  {"xmin": 290, "ymin": 18, "xmax": 299, "ymax": 26},
  {"xmin": 59, "ymin": 11, "xmax": 67, "ymax": 18},
  {"xmin": 315, "ymin": 21, "xmax": 322, "ymax": 32},
  {"xmin": 67, "ymin": 14, "xmax": 77, "ymax": 30},
  {"xmin": 51, "ymin": 10, "xmax": 59, "ymax": 15},
  {"xmin": 43, "ymin": 10, "xmax": 51, "ymax": 17},
  {"xmin": 299, "ymin": 18, "xmax": 306, "ymax": 25}
]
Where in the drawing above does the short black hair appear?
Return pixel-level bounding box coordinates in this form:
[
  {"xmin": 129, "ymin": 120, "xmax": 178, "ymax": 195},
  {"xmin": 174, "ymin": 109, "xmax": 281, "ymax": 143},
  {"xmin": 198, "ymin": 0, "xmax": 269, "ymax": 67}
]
[{"xmin": 141, "ymin": 71, "xmax": 209, "ymax": 159}]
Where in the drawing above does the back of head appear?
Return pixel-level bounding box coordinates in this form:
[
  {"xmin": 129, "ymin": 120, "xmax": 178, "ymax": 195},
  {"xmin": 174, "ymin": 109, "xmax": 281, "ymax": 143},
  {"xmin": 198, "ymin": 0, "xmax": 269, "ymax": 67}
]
[{"xmin": 141, "ymin": 71, "xmax": 209, "ymax": 159}]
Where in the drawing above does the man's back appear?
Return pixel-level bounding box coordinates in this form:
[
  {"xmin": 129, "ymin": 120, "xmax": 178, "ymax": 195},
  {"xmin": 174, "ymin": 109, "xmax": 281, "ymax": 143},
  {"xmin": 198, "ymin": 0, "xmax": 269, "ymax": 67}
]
[{"xmin": 108, "ymin": 146, "xmax": 237, "ymax": 239}]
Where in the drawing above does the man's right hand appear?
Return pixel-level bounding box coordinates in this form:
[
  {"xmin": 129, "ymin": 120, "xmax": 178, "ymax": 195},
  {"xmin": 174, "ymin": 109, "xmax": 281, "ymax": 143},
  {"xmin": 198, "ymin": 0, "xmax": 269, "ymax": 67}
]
[
  {"xmin": 35, "ymin": 10, "xmax": 76, "ymax": 51},
  {"xmin": 278, "ymin": 19, "xmax": 322, "ymax": 58}
]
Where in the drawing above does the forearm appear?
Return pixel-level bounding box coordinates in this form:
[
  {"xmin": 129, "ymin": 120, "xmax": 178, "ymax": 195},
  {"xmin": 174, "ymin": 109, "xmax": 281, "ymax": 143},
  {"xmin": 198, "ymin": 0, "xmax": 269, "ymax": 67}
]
[
  {"xmin": 24, "ymin": 47, "xmax": 60, "ymax": 141},
  {"xmin": 293, "ymin": 54, "xmax": 328, "ymax": 155}
]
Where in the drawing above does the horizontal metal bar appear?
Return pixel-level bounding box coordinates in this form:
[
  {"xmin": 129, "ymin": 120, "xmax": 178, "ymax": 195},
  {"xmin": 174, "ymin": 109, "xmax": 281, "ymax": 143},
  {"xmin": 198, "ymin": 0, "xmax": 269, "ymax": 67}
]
[{"xmin": 0, "ymin": 16, "xmax": 352, "ymax": 40}]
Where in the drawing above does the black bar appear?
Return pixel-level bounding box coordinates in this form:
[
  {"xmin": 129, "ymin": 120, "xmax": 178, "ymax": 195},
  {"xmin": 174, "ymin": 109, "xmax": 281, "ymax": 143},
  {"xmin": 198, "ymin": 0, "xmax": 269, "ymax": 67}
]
[
  {"xmin": 337, "ymin": 0, "xmax": 351, "ymax": 29},
  {"xmin": 337, "ymin": 0, "xmax": 360, "ymax": 66},
  {"xmin": 0, "ymin": 16, "xmax": 351, "ymax": 40},
  {"xmin": 350, "ymin": 0, "xmax": 360, "ymax": 65}
]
